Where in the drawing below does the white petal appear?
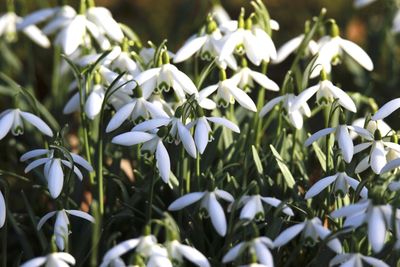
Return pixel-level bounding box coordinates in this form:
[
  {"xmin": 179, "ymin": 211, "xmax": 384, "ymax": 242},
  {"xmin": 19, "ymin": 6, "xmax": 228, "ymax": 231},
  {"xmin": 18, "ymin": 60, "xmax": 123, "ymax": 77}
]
[
  {"xmin": 36, "ymin": 211, "xmax": 57, "ymax": 230},
  {"xmin": 55, "ymin": 15, "xmax": 86, "ymax": 55},
  {"xmin": 368, "ymin": 208, "xmax": 386, "ymax": 253},
  {"xmin": 337, "ymin": 126, "xmax": 354, "ymax": 163},
  {"xmin": 249, "ymin": 71, "xmax": 279, "ymax": 91},
  {"xmin": 18, "ymin": 8, "xmax": 58, "ymax": 29},
  {"xmin": 291, "ymin": 84, "xmax": 320, "ymax": 112},
  {"xmin": 240, "ymin": 197, "xmax": 258, "ymax": 220},
  {"xmin": 112, "ymin": 132, "xmax": 154, "ymax": 146},
  {"xmin": 331, "ymin": 200, "xmax": 370, "ymax": 218},
  {"xmin": 195, "ymin": 118, "xmax": 210, "ymax": 154},
  {"xmin": 102, "ymin": 239, "xmax": 140, "ymax": 263},
  {"xmin": 63, "ymin": 93, "xmax": 80, "ymax": 114},
  {"xmin": 173, "ymin": 35, "xmax": 208, "ymax": 63},
  {"xmin": 24, "ymin": 157, "xmax": 50, "ymax": 173},
  {"xmin": 169, "ymin": 65, "xmax": 198, "ymax": 96},
  {"xmin": 168, "ymin": 192, "xmax": 204, "ymax": 211},
  {"xmin": 0, "ymin": 191, "xmax": 5, "ymax": 228},
  {"xmin": 0, "ymin": 110, "xmax": 14, "ymax": 140},
  {"xmin": 47, "ymin": 159, "xmax": 64, "ymax": 198},
  {"xmin": 304, "ymin": 127, "xmax": 335, "ymax": 147},
  {"xmin": 20, "ymin": 111, "xmax": 53, "ymax": 137},
  {"xmin": 381, "ymin": 158, "xmax": 400, "ymax": 174},
  {"xmin": 371, "ymin": 142, "xmax": 386, "ymax": 174},
  {"xmin": 254, "ymin": 241, "xmax": 274, "ymax": 267},
  {"xmin": 305, "ymin": 174, "xmax": 337, "ymax": 199},
  {"xmin": 86, "ymin": 7, "xmax": 123, "ymax": 42},
  {"xmin": 259, "ymin": 96, "xmax": 285, "ymax": 117},
  {"xmin": 207, "ymin": 193, "xmax": 227, "ymax": 236},
  {"xmin": 326, "ymin": 82, "xmax": 357, "ymax": 113},
  {"xmin": 355, "ymin": 156, "xmax": 370, "ymax": 173},
  {"xmin": 22, "ymin": 25, "xmax": 51, "ymax": 48},
  {"xmin": 20, "ymin": 149, "xmax": 49, "ymax": 161},
  {"xmin": 71, "ymin": 153, "xmax": 93, "ymax": 172},
  {"xmin": 220, "ymin": 31, "xmax": 242, "ymax": 61},
  {"xmin": 274, "ymin": 223, "xmax": 304, "ymax": 247},
  {"xmin": 214, "ymin": 189, "xmax": 234, "ymax": 202},
  {"xmin": 339, "ymin": 38, "xmax": 373, "ymax": 71},
  {"xmin": 132, "ymin": 118, "xmax": 171, "ymax": 132},
  {"xmin": 135, "ymin": 68, "xmax": 161, "ymax": 85},
  {"xmin": 372, "ymin": 98, "xmax": 400, "ymax": 120},
  {"xmin": 345, "ymin": 176, "xmax": 368, "ymax": 198},
  {"xmin": 314, "ymin": 224, "xmax": 342, "ymax": 253},
  {"xmin": 361, "ymin": 256, "xmax": 389, "ymax": 267},
  {"xmin": 175, "ymin": 243, "xmax": 210, "ymax": 267},
  {"xmin": 106, "ymin": 102, "xmax": 136, "ymax": 132},
  {"xmin": 85, "ymin": 89, "xmax": 104, "ymax": 120},
  {"xmin": 20, "ymin": 257, "xmax": 47, "ymax": 267},
  {"xmin": 222, "ymin": 242, "xmax": 244, "ymax": 263},
  {"xmin": 156, "ymin": 141, "xmax": 170, "ymax": 183},
  {"xmin": 53, "ymin": 252, "xmax": 76, "ymax": 264},
  {"xmin": 273, "ymin": 35, "xmax": 303, "ymax": 64},
  {"xmin": 207, "ymin": 117, "xmax": 240, "ymax": 133},
  {"xmin": 65, "ymin": 210, "xmax": 95, "ymax": 223},
  {"xmin": 177, "ymin": 122, "xmax": 197, "ymax": 158},
  {"xmin": 229, "ymin": 85, "xmax": 257, "ymax": 112}
]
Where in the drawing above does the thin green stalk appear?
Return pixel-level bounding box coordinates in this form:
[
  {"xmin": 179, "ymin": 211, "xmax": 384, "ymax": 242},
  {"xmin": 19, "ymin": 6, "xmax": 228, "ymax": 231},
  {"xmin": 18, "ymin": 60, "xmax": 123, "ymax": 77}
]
[
  {"xmin": 51, "ymin": 46, "xmax": 61, "ymax": 109},
  {"xmin": 96, "ymin": 119, "xmax": 105, "ymax": 215},
  {"xmin": 290, "ymin": 129, "xmax": 297, "ymax": 171},
  {"xmin": 90, "ymin": 201, "xmax": 101, "ymax": 267},
  {"xmin": 146, "ymin": 173, "xmax": 156, "ymax": 223}
]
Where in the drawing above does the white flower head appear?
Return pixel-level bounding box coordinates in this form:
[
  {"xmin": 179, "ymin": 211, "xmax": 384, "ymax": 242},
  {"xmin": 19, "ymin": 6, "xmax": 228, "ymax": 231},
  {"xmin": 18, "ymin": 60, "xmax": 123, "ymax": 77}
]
[
  {"xmin": 351, "ymin": 118, "xmax": 392, "ymax": 139},
  {"xmin": 237, "ymin": 194, "xmax": 294, "ymax": 221},
  {"xmin": 168, "ymin": 189, "xmax": 234, "ymax": 236},
  {"xmin": 222, "ymin": 237, "xmax": 274, "ymax": 266},
  {"xmin": 273, "ymin": 34, "xmax": 318, "ymax": 64},
  {"xmin": 0, "ymin": 109, "xmax": 53, "ymax": 140},
  {"xmin": 166, "ymin": 240, "xmax": 210, "ymax": 267},
  {"xmin": 274, "ymin": 217, "xmax": 342, "ymax": 253},
  {"xmin": 260, "ymin": 93, "xmax": 311, "ymax": 129},
  {"xmin": 37, "ymin": 209, "xmax": 94, "ymax": 251},
  {"xmin": 21, "ymin": 148, "xmax": 93, "ymax": 198},
  {"xmin": 231, "ymin": 66, "xmax": 279, "ymax": 92},
  {"xmin": 330, "ymin": 252, "xmax": 389, "ymax": 267},
  {"xmin": 20, "ymin": 252, "xmax": 76, "ymax": 267}
]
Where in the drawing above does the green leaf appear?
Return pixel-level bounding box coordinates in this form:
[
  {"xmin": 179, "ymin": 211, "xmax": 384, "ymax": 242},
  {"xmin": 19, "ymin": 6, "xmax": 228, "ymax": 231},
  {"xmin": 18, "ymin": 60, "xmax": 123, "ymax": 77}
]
[
  {"xmin": 311, "ymin": 139, "xmax": 327, "ymax": 172},
  {"xmin": 270, "ymin": 144, "xmax": 295, "ymax": 188},
  {"xmin": 252, "ymin": 145, "xmax": 263, "ymax": 174}
]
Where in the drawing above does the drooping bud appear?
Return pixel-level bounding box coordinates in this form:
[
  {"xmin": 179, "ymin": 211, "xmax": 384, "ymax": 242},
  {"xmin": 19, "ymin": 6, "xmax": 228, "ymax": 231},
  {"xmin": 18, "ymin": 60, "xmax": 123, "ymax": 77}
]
[
  {"xmin": 245, "ymin": 14, "xmax": 254, "ymax": 30},
  {"xmin": 320, "ymin": 68, "xmax": 328, "ymax": 81},
  {"xmin": 219, "ymin": 68, "xmax": 227, "ymax": 81},
  {"xmin": 94, "ymin": 70, "xmax": 102, "ymax": 85},
  {"xmin": 162, "ymin": 50, "xmax": 170, "ymax": 65},
  {"xmin": 206, "ymin": 14, "xmax": 218, "ymax": 34},
  {"xmin": 133, "ymin": 85, "xmax": 143, "ymax": 98},
  {"xmin": 327, "ymin": 19, "xmax": 340, "ymax": 38},
  {"xmin": 238, "ymin": 8, "xmax": 245, "ymax": 29}
]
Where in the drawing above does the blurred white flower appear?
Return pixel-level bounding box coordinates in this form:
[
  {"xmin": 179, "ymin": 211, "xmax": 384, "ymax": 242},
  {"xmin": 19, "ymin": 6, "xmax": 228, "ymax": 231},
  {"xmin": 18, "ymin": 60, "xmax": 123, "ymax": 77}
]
[
  {"xmin": 20, "ymin": 252, "xmax": 75, "ymax": 267},
  {"xmin": 0, "ymin": 190, "xmax": 5, "ymax": 228},
  {"xmin": 21, "ymin": 148, "xmax": 93, "ymax": 198},
  {"xmin": 166, "ymin": 240, "xmax": 210, "ymax": 267},
  {"xmin": 305, "ymin": 171, "xmax": 368, "ymax": 199},
  {"xmin": 330, "ymin": 253, "xmax": 389, "ymax": 267},
  {"xmin": 222, "ymin": 237, "xmax": 274, "ymax": 266},
  {"xmin": 85, "ymin": 6, "xmax": 124, "ymax": 43},
  {"xmin": 37, "ymin": 209, "xmax": 94, "ymax": 251},
  {"xmin": 259, "ymin": 93, "xmax": 311, "ymax": 129},
  {"xmin": 304, "ymin": 124, "xmax": 370, "ymax": 163},
  {"xmin": 0, "ymin": 12, "xmax": 50, "ymax": 47},
  {"xmin": 331, "ymin": 199, "xmax": 399, "ymax": 253},
  {"xmin": 0, "ymin": 108, "xmax": 53, "ymax": 140},
  {"xmin": 231, "ymin": 66, "xmax": 279, "ymax": 91},
  {"xmin": 211, "ymin": 4, "xmax": 231, "ymax": 25},
  {"xmin": 168, "ymin": 189, "xmax": 234, "ymax": 236},
  {"xmin": 354, "ymin": 0, "xmax": 377, "ymax": 8},
  {"xmin": 273, "ymin": 34, "xmax": 318, "ymax": 64},
  {"xmin": 237, "ymin": 194, "xmax": 294, "ymax": 221},
  {"xmin": 274, "ymin": 217, "xmax": 342, "ymax": 253}
]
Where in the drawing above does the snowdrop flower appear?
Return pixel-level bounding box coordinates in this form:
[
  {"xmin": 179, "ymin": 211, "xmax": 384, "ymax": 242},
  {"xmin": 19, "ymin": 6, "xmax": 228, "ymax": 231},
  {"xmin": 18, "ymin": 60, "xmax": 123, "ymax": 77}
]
[
  {"xmin": 21, "ymin": 148, "xmax": 93, "ymax": 198},
  {"xmin": 351, "ymin": 118, "xmax": 392, "ymax": 139},
  {"xmin": 392, "ymin": 11, "xmax": 400, "ymax": 33},
  {"xmin": 139, "ymin": 47, "xmax": 175, "ymax": 66},
  {"xmin": 273, "ymin": 34, "xmax": 318, "ymax": 64},
  {"xmin": 372, "ymin": 98, "xmax": 400, "ymax": 121},
  {"xmin": 274, "ymin": 217, "xmax": 342, "ymax": 253},
  {"xmin": 200, "ymin": 69, "xmax": 257, "ymax": 112},
  {"xmin": 135, "ymin": 50, "xmax": 198, "ymax": 101},
  {"xmin": 20, "ymin": 252, "xmax": 75, "ymax": 267},
  {"xmin": 311, "ymin": 20, "xmax": 373, "ymax": 78},
  {"xmin": 37, "ymin": 209, "xmax": 94, "ymax": 251},
  {"xmin": 354, "ymin": 0, "xmax": 377, "ymax": 8},
  {"xmin": 211, "ymin": 4, "xmax": 231, "ymax": 25},
  {"xmin": 231, "ymin": 65, "xmax": 279, "ymax": 91},
  {"xmin": 292, "ymin": 71, "xmax": 357, "ymax": 113},
  {"xmin": 219, "ymin": 10, "xmax": 277, "ymax": 66},
  {"xmin": 188, "ymin": 109, "xmax": 240, "ymax": 154},
  {"xmin": 222, "ymin": 237, "xmax": 275, "ymax": 266},
  {"xmin": 0, "ymin": 108, "xmax": 53, "ymax": 140},
  {"xmin": 330, "ymin": 253, "xmax": 389, "ymax": 267},
  {"xmin": 237, "ymin": 194, "xmax": 294, "ymax": 221},
  {"xmin": 112, "ymin": 128, "xmax": 171, "ymax": 182},
  {"xmin": 0, "ymin": 12, "xmax": 50, "ymax": 47},
  {"xmin": 331, "ymin": 199, "xmax": 399, "ymax": 253},
  {"xmin": 105, "ymin": 87, "xmax": 169, "ymax": 133},
  {"xmin": 260, "ymin": 94, "xmax": 311, "ymax": 129},
  {"xmin": 353, "ymin": 130, "xmax": 400, "ymax": 174},
  {"xmin": 100, "ymin": 235, "xmax": 158, "ymax": 267},
  {"xmin": 166, "ymin": 240, "xmax": 210, "ymax": 267},
  {"xmin": 305, "ymin": 170, "xmax": 368, "ymax": 199},
  {"xmin": 304, "ymin": 123, "xmax": 370, "ymax": 163},
  {"xmin": 0, "ymin": 190, "xmax": 5, "ymax": 228},
  {"xmin": 168, "ymin": 189, "xmax": 234, "ymax": 236}
]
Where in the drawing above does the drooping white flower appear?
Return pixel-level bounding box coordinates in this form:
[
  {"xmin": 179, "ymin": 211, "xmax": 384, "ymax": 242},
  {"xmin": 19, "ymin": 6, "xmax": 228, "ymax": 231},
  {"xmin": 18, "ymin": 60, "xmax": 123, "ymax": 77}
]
[
  {"xmin": 168, "ymin": 189, "xmax": 234, "ymax": 236},
  {"xmin": 0, "ymin": 108, "xmax": 53, "ymax": 140},
  {"xmin": 37, "ymin": 209, "xmax": 94, "ymax": 251},
  {"xmin": 199, "ymin": 75, "xmax": 257, "ymax": 112},
  {"xmin": 274, "ymin": 217, "xmax": 342, "ymax": 253},
  {"xmin": 353, "ymin": 130, "xmax": 400, "ymax": 174},
  {"xmin": 135, "ymin": 51, "xmax": 198, "ymax": 101},
  {"xmin": 237, "ymin": 194, "xmax": 294, "ymax": 221},
  {"xmin": 219, "ymin": 11, "xmax": 277, "ymax": 66},
  {"xmin": 273, "ymin": 34, "xmax": 318, "ymax": 64},
  {"xmin": 211, "ymin": 4, "xmax": 231, "ymax": 25},
  {"xmin": 304, "ymin": 124, "xmax": 370, "ymax": 163},
  {"xmin": 21, "ymin": 148, "xmax": 93, "ymax": 198},
  {"xmin": 0, "ymin": 12, "xmax": 50, "ymax": 47},
  {"xmin": 20, "ymin": 252, "xmax": 75, "ymax": 267},
  {"xmin": 188, "ymin": 114, "xmax": 240, "ymax": 154},
  {"xmin": 305, "ymin": 171, "xmax": 368, "ymax": 199},
  {"xmin": 85, "ymin": 6, "xmax": 124, "ymax": 43},
  {"xmin": 259, "ymin": 93, "xmax": 311, "ymax": 129},
  {"xmin": 330, "ymin": 253, "xmax": 389, "ymax": 267},
  {"xmin": 166, "ymin": 240, "xmax": 210, "ymax": 267},
  {"xmin": 310, "ymin": 22, "xmax": 373, "ymax": 78},
  {"xmin": 331, "ymin": 199, "xmax": 399, "ymax": 253},
  {"xmin": 350, "ymin": 118, "xmax": 392, "ymax": 139},
  {"xmin": 0, "ymin": 190, "xmax": 5, "ymax": 228},
  {"xmin": 231, "ymin": 66, "xmax": 279, "ymax": 91},
  {"xmin": 222, "ymin": 237, "xmax": 275, "ymax": 266},
  {"xmin": 292, "ymin": 75, "xmax": 357, "ymax": 113}
]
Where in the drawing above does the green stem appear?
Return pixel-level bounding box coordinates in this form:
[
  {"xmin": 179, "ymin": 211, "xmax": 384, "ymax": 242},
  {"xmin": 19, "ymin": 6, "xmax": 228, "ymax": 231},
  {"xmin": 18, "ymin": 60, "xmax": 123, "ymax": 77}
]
[
  {"xmin": 96, "ymin": 119, "xmax": 104, "ymax": 215},
  {"xmin": 51, "ymin": 46, "xmax": 61, "ymax": 109},
  {"xmin": 290, "ymin": 129, "xmax": 297, "ymax": 171},
  {"xmin": 146, "ymin": 172, "xmax": 156, "ymax": 223},
  {"xmin": 90, "ymin": 201, "xmax": 101, "ymax": 267}
]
